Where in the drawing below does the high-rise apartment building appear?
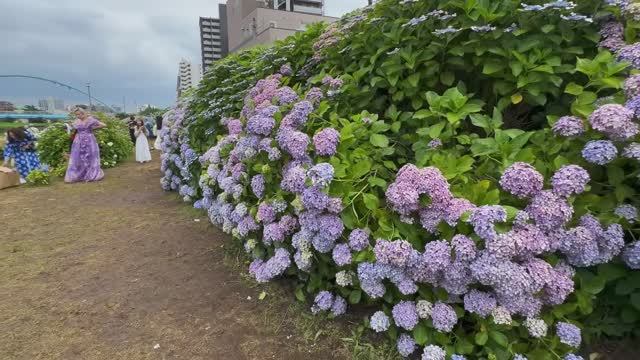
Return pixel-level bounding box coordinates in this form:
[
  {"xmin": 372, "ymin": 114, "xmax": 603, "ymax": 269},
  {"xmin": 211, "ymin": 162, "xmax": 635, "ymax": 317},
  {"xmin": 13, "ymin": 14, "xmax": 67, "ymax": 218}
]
[
  {"xmin": 199, "ymin": 16, "xmax": 225, "ymax": 72},
  {"xmin": 176, "ymin": 59, "xmax": 202, "ymax": 98}
]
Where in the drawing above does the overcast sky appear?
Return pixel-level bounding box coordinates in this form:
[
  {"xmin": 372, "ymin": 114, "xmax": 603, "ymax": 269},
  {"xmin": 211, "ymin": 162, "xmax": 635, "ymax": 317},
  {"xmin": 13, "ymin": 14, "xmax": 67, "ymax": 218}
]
[{"xmin": 0, "ymin": 0, "xmax": 366, "ymax": 110}]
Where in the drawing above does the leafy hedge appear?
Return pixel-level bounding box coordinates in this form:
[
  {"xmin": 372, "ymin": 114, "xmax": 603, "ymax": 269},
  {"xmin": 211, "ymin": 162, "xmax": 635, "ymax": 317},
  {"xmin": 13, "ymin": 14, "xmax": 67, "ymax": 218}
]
[
  {"xmin": 161, "ymin": 1, "xmax": 640, "ymax": 359},
  {"xmin": 38, "ymin": 113, "xmax": 133, "ymax": 174}
]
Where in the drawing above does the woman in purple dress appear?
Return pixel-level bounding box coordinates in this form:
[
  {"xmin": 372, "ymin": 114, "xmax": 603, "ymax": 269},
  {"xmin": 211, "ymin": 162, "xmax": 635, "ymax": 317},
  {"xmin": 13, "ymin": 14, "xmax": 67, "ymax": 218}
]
[{"xmin": 64, "ymin": 108, "xmax": 106, "ymax": 183}]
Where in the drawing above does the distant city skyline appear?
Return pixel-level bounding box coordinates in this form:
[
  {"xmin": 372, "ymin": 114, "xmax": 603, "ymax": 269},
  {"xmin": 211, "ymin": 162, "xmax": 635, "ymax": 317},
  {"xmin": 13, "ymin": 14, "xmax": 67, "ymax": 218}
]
[{"xmin": 0, "ymin": 0, "xmax": 367, "ymax": 107}]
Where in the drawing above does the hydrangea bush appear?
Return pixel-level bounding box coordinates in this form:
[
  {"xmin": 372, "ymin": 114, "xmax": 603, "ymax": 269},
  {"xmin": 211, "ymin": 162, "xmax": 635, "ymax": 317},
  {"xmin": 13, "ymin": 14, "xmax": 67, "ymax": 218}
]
[{"xmin": 161, "ymin": 1, "xmax": 640, "ymax": 359}]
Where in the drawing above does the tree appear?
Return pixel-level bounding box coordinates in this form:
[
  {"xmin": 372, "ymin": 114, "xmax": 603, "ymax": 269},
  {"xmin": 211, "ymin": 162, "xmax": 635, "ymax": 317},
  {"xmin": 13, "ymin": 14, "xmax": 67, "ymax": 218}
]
[{"xmin": 22, "ymin": 105, "xmax": 38, "ymax": 112}]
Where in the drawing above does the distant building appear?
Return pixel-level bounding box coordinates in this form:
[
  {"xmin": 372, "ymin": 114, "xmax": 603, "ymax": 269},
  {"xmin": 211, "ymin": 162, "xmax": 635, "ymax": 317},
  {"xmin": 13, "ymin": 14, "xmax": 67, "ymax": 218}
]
[
  {"xmin": 0, "ymin": 101, "xmax": 15, "ymax": 112},
  {"xmin": 37, "ymin": 97, "xmax": 64, "ymax": 112},
  {"xmin": 176, "ymin": 59, "xmax": 203, "ymax": 98},
  {"xmin": 225, "ymin": 0, "xmax": 336, "ymax": 54},
  {"xmin": 199, "ymin": 16, "xmax": 225, "ymax": 72}
]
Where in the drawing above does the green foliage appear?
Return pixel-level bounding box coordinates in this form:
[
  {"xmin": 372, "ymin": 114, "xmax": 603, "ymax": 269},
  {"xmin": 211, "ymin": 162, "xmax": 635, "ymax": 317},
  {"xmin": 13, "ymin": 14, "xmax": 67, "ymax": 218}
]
[
  {"xmin": 25, "ymin": 170, "xmax": 50, "ymax": 185},
  {"xmin": 174, "ymin": 0, "xmax": 640, "ymax": 358}
]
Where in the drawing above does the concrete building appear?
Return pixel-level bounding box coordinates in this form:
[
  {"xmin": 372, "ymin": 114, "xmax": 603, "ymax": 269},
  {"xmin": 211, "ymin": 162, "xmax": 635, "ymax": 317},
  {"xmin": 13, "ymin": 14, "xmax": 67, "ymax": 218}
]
[
  {"xmin": 37, "ymin": 97, "xmax": 64, "ymax": 112},
  {"xmin": 176, "ymin": 59, "xmax": 203, "ymax": 98},
  {"xmin": 224, "ymin": 0, "xmax": 337, "ymax": 54},
  {"xmin": 199, "ymin": 16, "xmax": 225, "ymax": 72}
]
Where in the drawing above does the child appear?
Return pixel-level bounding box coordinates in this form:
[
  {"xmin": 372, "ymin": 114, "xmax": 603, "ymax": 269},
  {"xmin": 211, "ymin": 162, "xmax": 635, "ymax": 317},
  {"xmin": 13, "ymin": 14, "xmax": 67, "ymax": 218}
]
[{"xmin": 134, "ymin": 118, "xmax": 152, "ymax": 163}]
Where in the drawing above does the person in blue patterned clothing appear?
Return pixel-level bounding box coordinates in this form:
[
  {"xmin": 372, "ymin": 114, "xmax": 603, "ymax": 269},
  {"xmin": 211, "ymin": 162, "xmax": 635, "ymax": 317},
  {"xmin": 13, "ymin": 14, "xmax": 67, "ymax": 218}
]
[{"xmin": 2, "ymin": 127, "xmax": 42, "ymax": 181}]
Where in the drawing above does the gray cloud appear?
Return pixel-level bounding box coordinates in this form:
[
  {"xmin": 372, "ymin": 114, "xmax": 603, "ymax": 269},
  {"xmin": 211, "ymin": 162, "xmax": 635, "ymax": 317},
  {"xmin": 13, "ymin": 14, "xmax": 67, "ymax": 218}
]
[{"xmin": 0, "ymin": 0, "xmax": 365, "ymax": 109}]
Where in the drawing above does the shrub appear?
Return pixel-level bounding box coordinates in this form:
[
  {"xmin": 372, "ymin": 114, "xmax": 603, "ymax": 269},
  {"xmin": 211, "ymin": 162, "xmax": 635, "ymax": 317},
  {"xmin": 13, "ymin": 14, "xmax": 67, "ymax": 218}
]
[
  {"xmin": 161, "ymin": 1, "xmax": 640, "ymax": 359},
  {"xmin": 37, "ymin": 113, "xmax": 133, "ymax": 172},
  {"xmin": 26, "ymin": 170, "xmax": 50, "ymax": 185}
]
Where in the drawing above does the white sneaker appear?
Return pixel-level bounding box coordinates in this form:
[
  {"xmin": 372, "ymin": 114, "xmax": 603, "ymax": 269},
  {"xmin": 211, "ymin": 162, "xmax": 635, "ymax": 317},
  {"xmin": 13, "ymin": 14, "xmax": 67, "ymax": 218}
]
[{"xmin": 19, "ymin": 178, "xmax": 26, "ymax": 184}]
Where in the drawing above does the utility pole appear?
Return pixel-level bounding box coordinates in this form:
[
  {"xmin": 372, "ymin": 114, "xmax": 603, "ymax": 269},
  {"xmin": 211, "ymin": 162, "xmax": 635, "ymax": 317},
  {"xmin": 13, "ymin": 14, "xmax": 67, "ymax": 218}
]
[
  {"xmin": 122, "ymin": 96, "xmax": 126, "ymax": 113},
  {"xmin": 86, "ymin": 82, "xmax": 93, "ymax": 110}
]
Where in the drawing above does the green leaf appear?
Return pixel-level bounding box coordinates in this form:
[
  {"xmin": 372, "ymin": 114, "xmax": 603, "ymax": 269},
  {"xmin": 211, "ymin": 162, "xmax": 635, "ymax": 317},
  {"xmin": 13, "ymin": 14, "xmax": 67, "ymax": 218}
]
[
  {"xmin": 440, "ymin": 71, "xmax": 455, "ymax": 86},
  {"xmin": 607, "ymin": 166, "xmax": 625, "ymax": 185},
  {"xmin": 429, "ymin": 122, "xmax": 446, "ymax": 138},
  {"xmin": 363, "ymin": 193, "xmax": 380, "ymax": 211},
  {"xmin": 565, "ymin": 82, "xmax": 584, "ymax": 96},
  {"xmin": 408, "ymin": 73, "xmax": 420, "ymax": 88},
  {"xmin": 483, "ymin": 60, "xmax": 505, "ymax": 75},
  {"xmin": 351, "ymin": 159, "xmax": 372, "ymax": 179},
  {"xmin": 413, "ymin": 323, "xmax": 429, "ymax": 345},
  {"xmin": 348, "ymin": 289, "xmax": 362, "ymax": 304},
  {"xmin": 475, "ymin": 331, "xmax": 488, "ymax": 346},
  {"xmin": 258, "ymin": 291, "xmax": 267, "ymax": 300},
  {"xmin": 295, "ymin": 287, "xmax": 306, "ymax": 302},
  {"xmin": 582, "ymin": 274, "xmax": 607, "ymax": 295},
  {"xmin": 368, "ymin": 177, "xmax": 387, "ymax": 188},
  {"xmin": 414, "ymin": 109, "xmax": 431, "ymax": 119},
  {"xmin": 370, "ymin": 134, "xmax": 389, "ymax": 147},
  {"xmin": 489, "ymin": 331, "xmax": 509, "ymax": 348}
]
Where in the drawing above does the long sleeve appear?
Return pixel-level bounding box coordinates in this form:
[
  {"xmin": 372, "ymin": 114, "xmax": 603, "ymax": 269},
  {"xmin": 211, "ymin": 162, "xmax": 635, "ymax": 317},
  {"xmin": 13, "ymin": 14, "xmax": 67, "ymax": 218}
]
[{"xmin": 3, "ymin": 143, "xmax": 15, "ymax": 160}]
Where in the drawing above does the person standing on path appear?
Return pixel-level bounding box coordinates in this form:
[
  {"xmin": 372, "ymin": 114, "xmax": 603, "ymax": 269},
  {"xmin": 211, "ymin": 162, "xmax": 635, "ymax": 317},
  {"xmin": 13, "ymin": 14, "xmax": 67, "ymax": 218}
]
[
  {"xmin": 134, "ymin": 118, "xmax": 152, "ymax": 163},
  {"xmin": 153, "ymin": 115, "xmax": 163, "ymax": 150},
  {"xmin": 127, "ymin": 115, "xmax": 136, "ymax": 144},
  {"xmin": 64, "ymin": 107, "xmax": 106, "ymax": 183},
  {"xmin": 2, "ymin": 127, "xmax": 42, "ymax": 182}
]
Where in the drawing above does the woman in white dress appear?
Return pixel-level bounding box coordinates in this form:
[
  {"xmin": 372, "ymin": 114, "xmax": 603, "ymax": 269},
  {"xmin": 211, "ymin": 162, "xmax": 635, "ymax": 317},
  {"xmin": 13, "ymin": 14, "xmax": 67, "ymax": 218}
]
[
  {"xmin": 134, "ymin": 118, "xmax": 152, "ymax": 163},
  {"xmin": 153, "ymin": 115, "xmax": 163, "ymax": 150}
]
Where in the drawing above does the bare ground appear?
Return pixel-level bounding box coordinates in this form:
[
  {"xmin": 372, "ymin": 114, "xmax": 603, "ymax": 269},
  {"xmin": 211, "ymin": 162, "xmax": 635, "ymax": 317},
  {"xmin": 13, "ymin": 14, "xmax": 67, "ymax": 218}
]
[{"xmin": 0, "ymin": 155, "xmax": 390, "ymax": 360}]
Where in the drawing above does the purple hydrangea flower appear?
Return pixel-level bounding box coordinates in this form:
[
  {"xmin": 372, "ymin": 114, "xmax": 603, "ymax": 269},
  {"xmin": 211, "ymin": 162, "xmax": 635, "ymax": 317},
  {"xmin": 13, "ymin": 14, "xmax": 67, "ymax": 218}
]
[
  {"xmin": 623, "ymin": 142, "xmax": 640, "ymax": 160},
  {"xmin": 431, "ymin": 302, "xmax": 457, "ymax": 332},
  {"xmin": 392, "ymin": 301, "xmax": 419, "ymax": 330},
  {"xmin": 311, "ymin": 291, "xmax": 334, "ymax": 314},
  {"xmin": 582, "ymin": 140, "xmax": 618, "ymax": 165},
  {"xmin": 626, "ymin": 95, "xmax": 640, "ymax": 118},
  {"xmin": 622, "ymin": 241, "xmax": 640, "ymax": 269},
  {"xmin": 421, "ymin": 345, "xmax": 446, "ymax": 360},
  {"xmin": 226, "ymin": 118, "xmax": 243, "ymax": 135},
  {"xmin": 331, "ymin": 295, "xmax": 347, "ymax": 316},
  {"xmin": 370, "ymin": 311, "xmax": 390, "ymax": 332},
  {"xmin": 618, "ymin": 43, "xmax": 640, "ymax": 69},
  {"xmin": 277, "ymin": 127, "xmax": 310, "ymax": 159},
  {"xmin": 615, "ymin": 204, "xmax": 638, "ymax": 222},
  {"xmin": 251, "ymin": 174, "xmax": 265, "ymax": 198},
  {"xmin": 275, "ymin": 86, "xmax": 299, "ymax": 105},
  {"xmin": 469, "ymin": 206, "xmax": 507, "ymax": 241},
  {"xmin": 305, "ymin": 87, "xmax": 324, "ymax": 104},
  {"xmin": 624, "ymin": 74, "xmax": 640, "ymax": 99},
  {"xmin": 526, "ymin": 190, "xmax": 573, "ymax": 231},
  {"xmin": 552, "ymin": 116, "xmax": 585, "ymax": 137},
  {"xmin": 588, "ymin": 104, "xmax": 638, "ymax": 140},
  {"xmin": 313, "ymin": 128, "xmax": 340, "ymax": 156},
  {"xmin": 428, "ymin": 138, "xmax": 442, "ymax": 148},
  {"xmin": 463, "ymin": 290, "xmax": 497, "ymax": 317},
  {"xmin": 257, "ymin": 202, "xmax": 276, "ymax": 224},
  {"xmin": 247, "ymin": 114, "xmax": 276, "ymax": 136},
  {"xmin": 307, "ymin": 162, "xmax": 334, "ymax": 187},
  {"xmin": 281, "ymin": 165, "xmax": 306, "ymax": 193},
  {"xmin": 279, "ymin": 63, "xmax": 293, "ymax": 76},
  {"xmin": 564, "ymin": 355, "xmax": 584, "ymax": 360},
  {"xmin": 348, "ymin": 229, "xmax": 370, "ymax": 251},
  {"xmin": 374, "ymin": 239, "xmax": 416, "ymax": 268},
  {"xmin": 396, "ymin": 333, "xmax": 416, "ymax": 357},
  {"xmin": 248, "ymin": 248, "xmax": 291, "ymax": 283},
  {"xmin": 302, "ymin": 186, "xmax": 330, "ymax": 211},
  {"xmin": 451, "ymin": 234, "xmax": 477, "ymax": 262},
  {"xmin": 332, "ymin": 243, "xmax": 352, "ymax": 266},
  {"xmin": 600, "ymin": 21, "xmax": 625, "ymax": 52},
  {"xmin": 556, "ymin": 322, "xmax": 581, "ymax": 347},
  {"xmin": 327, "ymin": 197, "xmax": 343, "ymax": 214},
  {"xmin": 551, "ymin": 165, "xmax": 590, "ymax": 197},
  {"xmin": 500, "ymin": 162, "xmax": 544, "ymax": 198}
]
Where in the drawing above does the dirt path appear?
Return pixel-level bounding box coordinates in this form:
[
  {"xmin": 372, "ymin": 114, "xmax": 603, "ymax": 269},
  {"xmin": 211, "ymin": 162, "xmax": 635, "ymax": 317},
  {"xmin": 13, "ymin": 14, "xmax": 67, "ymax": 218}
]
[{"xmin": 0, "ymin": 155, "xmax": 351, "ymax": 360}]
